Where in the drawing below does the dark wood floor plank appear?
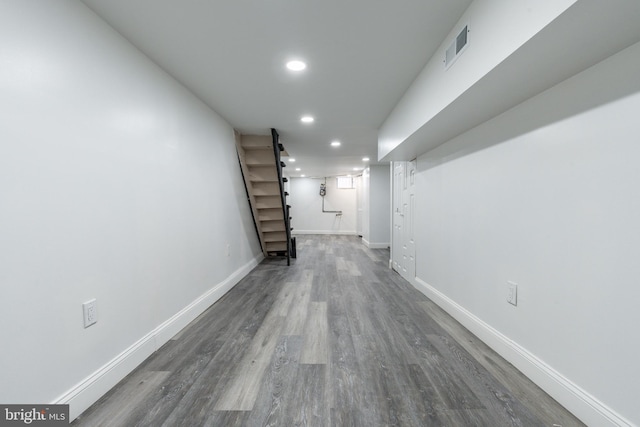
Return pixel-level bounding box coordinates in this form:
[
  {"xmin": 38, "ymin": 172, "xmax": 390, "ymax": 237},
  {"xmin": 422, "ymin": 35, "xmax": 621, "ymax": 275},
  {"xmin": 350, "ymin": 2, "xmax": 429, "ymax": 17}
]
[
  {"xmin": 71, "ymin": 370, "xmax": 170, "ymax": 427},
  {"xmin": 429, "ymin": 333, "xmax": 547, "ymax": 426},
  {"xmin": 419, "ymin": 299, "xmax": 581, "ymax": 427},
  {"xmin": 286, "ymin": 364, "xmax": 328, "ymax": 427},
  {"xmin": 200, "ymin": 410, "xmax": 249, "ymax": 427},
  {"xmin": 148, "ymin": 335, "xmax": 251, "ymax": 426},
  {"xmin": 328, "ymin": 313, "xmax": 368, "ymax": 422},
  {"xmin": 281, "ymin": 270, "xmax": 313, "ymax": 336},
  {"xmin": 73, "ymin": 235, "xmax": 584, "ymax": 427},
  {"xmin": 310, "ymin": 270, "xmax": 329, "ymax": 302},
  {"xmin": 214, "ymin": 296, "xmax": 287, "ymax": 410},
  {"xmin": 247, "ymin": 335, "xmax": 302, "ymax": 427},
  {"xmin": 300, "ymin": 302, "xmax": 328, "ymax": 364}
]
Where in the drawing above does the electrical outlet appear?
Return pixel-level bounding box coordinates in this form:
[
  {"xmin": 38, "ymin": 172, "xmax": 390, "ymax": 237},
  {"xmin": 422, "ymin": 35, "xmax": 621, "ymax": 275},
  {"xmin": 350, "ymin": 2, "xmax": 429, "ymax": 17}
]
[
  {"xmin": 83, "ymin": 299, "xmax": 97, "ymax": 328},
  {"xmin": 507, "ymin": 282, "xmax": 518, "ymax": 306}
]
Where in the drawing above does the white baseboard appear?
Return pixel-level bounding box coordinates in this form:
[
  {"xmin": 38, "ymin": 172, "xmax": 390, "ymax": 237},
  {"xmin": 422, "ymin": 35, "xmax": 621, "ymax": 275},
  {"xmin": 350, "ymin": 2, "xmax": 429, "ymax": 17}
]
[
  {"xmin": 361, "ymin": 238, "xmax": 389, "ymax": 249},
  {"xmin": 292, "ymin": 230, "xmax": 356, "ymax": 235},
  {"xmin": 55, "ymin": 254, "xmax": 263, "ymax": 421},
  {"xmin": 414, "ymin": 277, "xmax": 633, "ymax": 427}
]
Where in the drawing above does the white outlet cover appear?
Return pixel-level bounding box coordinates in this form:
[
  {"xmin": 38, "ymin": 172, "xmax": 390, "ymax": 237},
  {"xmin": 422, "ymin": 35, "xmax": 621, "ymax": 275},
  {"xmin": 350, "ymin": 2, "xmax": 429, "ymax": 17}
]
[{"xmin": 83, "ymin": 299, "xmax": 97, "ymax": 328}]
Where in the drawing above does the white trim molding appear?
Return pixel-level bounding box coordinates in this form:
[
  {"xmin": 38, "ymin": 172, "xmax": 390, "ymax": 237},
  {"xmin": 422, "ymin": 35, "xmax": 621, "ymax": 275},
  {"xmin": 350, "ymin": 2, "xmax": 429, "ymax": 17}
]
[
  {"xmin": 414, "ymin": 277, "xmax": 634, "ymax": 427},
  {"xmin": 362, "ymin": 238, "xmax": 389, "ymax": 249},
  {"xmin": 55, "ymin": 254, "xmax": 263, "ymax": 421}
]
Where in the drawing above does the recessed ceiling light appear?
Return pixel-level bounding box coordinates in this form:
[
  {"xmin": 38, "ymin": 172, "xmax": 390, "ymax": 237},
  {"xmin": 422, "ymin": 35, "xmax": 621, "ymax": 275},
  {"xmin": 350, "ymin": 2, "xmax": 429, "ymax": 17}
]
[
  {"xmin": 295, "ymin": 168, "xmax": 301, "ymax": 171},
  {"xmin": 353, "ymin": 167, "xmax": 362, "ymax": 171},
  {"xmin": 362, "ymin": 157, "xmax": 370, "ymax": 162},
  {"xmin": 301, "ymin": 116, "xmax": 314, "ymax": 123},
  {"xmin": 286, "ymin": 60, "xmax": 307, "ymax": 71},
  {"xmin": 289, "ymin": 158, "xmax": 296, "ymax": 162},
  {"xmin": 331, "ymin": 141, "xmax": 341, "ymax": 147},
  {"xmin": 301, "ymin": 174, "xmax": 306, "ymax": 177}
]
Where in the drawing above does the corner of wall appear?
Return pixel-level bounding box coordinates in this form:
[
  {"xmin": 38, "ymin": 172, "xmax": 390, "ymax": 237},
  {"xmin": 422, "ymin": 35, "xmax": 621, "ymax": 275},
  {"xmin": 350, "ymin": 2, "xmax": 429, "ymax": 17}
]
[{"xmin": 362, "ymin": 239, "xmax": 390, "ymax": 249}]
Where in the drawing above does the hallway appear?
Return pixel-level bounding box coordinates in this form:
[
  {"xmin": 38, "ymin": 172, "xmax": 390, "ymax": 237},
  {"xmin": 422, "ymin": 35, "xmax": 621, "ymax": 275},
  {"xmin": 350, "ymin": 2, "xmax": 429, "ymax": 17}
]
[{"xmin": 73, "ymin": 235, "xmax": 582, "ymax": 426}]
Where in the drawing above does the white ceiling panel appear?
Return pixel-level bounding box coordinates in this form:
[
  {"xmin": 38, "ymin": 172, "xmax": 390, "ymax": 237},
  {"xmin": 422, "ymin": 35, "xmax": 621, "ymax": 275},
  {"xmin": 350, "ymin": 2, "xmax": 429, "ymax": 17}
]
[{"xmin": 81, "ymin": 0, "xmax": 472, "ymax": 177}]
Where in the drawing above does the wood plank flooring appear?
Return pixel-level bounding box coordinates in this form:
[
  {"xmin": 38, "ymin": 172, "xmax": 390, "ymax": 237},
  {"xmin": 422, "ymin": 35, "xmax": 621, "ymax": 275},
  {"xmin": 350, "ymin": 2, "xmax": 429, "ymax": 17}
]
[{"xmin": 72, "ymin": 235, "xmax": 584, "ymax": 427}]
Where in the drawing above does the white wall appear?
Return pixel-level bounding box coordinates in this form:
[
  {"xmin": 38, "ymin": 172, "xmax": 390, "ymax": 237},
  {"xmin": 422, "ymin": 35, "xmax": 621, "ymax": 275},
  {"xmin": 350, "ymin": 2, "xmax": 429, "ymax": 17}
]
[
  {"xmin": 414, "ymin": 41, "xmax": 640, "ymax": 427},
  {"xmin": 0, "ymin": 0, "xmax": 262, "ymax": 419},
  {"xmin": 355, "ymin": 175, "xmax": 364, "ymax": 236},
  {"xmin": 289, "ymin": 177, "xmax": 357, "ymax": 234},
  {"xmin": 378, "ymin": 0, "xmax": 576, "ymax": 159},
  {"xmin": 368, "ymin": 165, "xmax": 391, "ymax": 248},
  {"xmin": 361, "ymin": 165, "xmax": 390, "ymax": 248},
  {"xmin": 359, "ymin": 172, "xmax": 370, "ymax": 239}
]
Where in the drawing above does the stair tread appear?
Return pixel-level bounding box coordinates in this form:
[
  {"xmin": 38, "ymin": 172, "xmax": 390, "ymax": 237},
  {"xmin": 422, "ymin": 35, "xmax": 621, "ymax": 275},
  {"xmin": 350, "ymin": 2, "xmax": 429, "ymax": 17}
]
[
  {"xmin": 258, "ymin": 213, "xmax": 284, "ymax": 221},
  {"xmin": 266, "ymin": 243, "xmax": 287, "ymax": 249},
  {"xmin": 252, "ymin": 192, "xmax": 281, "ymax": 197},
  {"xmin": 246, "ymin": 161, "xmax": 278, "ymax": 166},
  {"xmin": 242, "ymin": 142, "xmax": 272, "ymax": 148},
  {"xmin": 240, "ymin": 135, "xmax": 272, "ymax": 148},
  {"xmin": 247, "ymin": 165, "xmax": 278, "ymax": 170},
  {"xmin": 261, "ymin": 227, "xmax": 286, "ymax": 233}
]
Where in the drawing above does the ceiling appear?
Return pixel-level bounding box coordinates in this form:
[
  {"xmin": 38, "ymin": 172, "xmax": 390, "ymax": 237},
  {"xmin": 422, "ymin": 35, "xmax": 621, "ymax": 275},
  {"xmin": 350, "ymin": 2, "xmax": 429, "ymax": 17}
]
[{"xmin": 80, "ymin": 0, "xmax": 472, "ymax": 178}]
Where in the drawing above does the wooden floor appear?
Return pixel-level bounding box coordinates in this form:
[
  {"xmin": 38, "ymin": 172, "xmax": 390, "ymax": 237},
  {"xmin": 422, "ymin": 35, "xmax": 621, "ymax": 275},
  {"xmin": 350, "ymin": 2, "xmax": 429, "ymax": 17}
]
[{"xmin": 73, "ymin": 235, "xmax": 584, "ymax": 427}]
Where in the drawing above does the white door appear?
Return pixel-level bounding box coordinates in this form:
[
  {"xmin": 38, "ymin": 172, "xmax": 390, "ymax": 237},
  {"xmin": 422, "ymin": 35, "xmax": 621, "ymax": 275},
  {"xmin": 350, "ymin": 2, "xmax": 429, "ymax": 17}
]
[
  {"xmin": 402, "ymin": 160, "xmax": 416, "ymax": 281},
  {"xmin": 392, "ymin": 162, "xmax": 405, "ymax": 273},
  {"xmin": 392, "ymin": 160, "xmax": 416, "ymax": 283}
]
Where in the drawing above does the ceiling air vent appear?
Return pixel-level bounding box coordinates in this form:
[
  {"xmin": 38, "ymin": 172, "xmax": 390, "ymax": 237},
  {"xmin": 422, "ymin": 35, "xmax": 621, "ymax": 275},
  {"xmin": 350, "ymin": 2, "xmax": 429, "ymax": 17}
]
[{"xmin": 445, "ymin": 24, "xmax": 469, "ymax": 69}]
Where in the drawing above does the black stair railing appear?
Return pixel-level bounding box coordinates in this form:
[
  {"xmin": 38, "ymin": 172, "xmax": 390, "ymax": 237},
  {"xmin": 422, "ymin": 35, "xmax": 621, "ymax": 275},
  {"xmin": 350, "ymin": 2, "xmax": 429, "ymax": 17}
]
[{"xmin": 271, "ymin": 128, "xmax": 293, "ymax": 265}]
